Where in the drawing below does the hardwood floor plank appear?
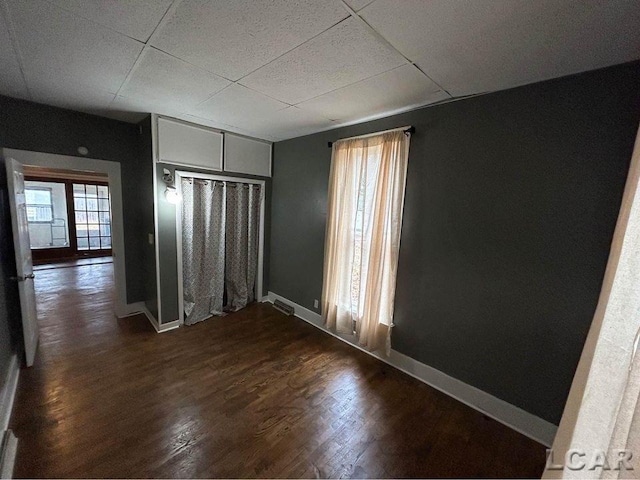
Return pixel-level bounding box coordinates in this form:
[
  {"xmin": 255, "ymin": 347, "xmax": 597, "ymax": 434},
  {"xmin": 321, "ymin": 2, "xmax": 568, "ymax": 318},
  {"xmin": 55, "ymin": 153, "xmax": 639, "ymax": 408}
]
[{"xmin": 10, "ymin": 263, "xmax": 546, "ymax": 478}]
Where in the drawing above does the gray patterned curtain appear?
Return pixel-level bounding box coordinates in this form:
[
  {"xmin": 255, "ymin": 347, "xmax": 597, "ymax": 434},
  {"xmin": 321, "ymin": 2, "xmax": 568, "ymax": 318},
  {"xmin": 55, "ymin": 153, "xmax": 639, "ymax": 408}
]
[
  {"xmin": 181, "ymin": 178, "xmax": 226, "ymax": 325},
  {"xmin": 225, "ymin": 183, "xmax": 261, "ymax": 311}
]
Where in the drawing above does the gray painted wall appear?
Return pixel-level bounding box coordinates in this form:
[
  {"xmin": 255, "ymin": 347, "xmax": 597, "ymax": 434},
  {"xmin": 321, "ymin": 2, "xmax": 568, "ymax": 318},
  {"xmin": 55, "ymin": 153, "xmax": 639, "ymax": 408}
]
[
  {"xmin": 138, "ymin": 117, "xmax": 158, "ymax": 319},
  {"xmin": 155, "ymin": 162, "xmax": 271, "ymax": 324},
  {"xmin": 270, "ymin": 61, "xmax": 640, "ymax": 425},
  {"xmin": 0, "ymin": 95, "xmax": 151, "ymax": 304}
]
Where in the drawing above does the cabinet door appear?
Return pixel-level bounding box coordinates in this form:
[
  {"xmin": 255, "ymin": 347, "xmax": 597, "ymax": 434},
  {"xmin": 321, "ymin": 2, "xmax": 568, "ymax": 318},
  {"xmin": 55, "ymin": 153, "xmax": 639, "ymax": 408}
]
[
  {"xmin": 224, "ymin": 134, "xmax": 272, "ymax": 177},
  {"xmin": 157, "ymin": 117, "xmax": 223, "ymax": 171}
]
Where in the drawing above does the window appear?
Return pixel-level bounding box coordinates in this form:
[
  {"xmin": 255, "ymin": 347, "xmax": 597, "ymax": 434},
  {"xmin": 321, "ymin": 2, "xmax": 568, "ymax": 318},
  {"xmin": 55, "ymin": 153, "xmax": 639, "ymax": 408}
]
[
  {"xmin": 25, "ymin": 187, "xmax": 53, "ymax": 222},
  {"xmin": 321, "ymin": 129, "xmax": 411, "ymax": 354},
  {"xmin": 24, "ymin": 180, "xmax": 70, "ymax": 250},
  {"xmin": 73, "ymin": 183, "xmax": 112, "ymax": 250}
]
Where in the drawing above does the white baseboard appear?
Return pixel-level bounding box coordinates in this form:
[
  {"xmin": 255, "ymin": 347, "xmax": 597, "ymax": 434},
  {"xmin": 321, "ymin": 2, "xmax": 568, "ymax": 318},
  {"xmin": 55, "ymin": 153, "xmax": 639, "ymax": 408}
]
[
  {"xmin": 121, "ymin": 302, "xmax": 180, "ymax": 333},
  {"xmin": 0, "ymin": 430, "xmax": 17, "ymax": 479},
  {"xmin": 0, "ymin": 355, "xmax": 19, "ymax": 480},
  {"xmin": 0, "ymin": 355, "xmax": 19, "ymax": 433},
  {"xmin": 265, "ymin": 291, "xmax": 558, "ymax": 447},
  {"xmin": 157, "ymin": 319, "xmax": 181, "ymax": 333}
]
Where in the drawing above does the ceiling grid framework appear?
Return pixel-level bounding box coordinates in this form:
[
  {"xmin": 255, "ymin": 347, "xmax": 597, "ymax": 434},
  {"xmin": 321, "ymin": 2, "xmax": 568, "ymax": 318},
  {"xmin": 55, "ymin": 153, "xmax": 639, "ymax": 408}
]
[
  {"xmin": 0, "ymin": 0, "xmax": 30, "ymax": 100},
  {"xmin": 0, "ymin": 0, "xmax": 638, "ymax": 142}
]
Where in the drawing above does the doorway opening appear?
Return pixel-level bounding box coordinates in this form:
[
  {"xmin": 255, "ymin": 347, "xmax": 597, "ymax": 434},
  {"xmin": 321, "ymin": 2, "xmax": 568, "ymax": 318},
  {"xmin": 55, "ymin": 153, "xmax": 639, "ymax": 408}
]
[
  {"xmin": 24, "ymin": 166, "xmax": 113, "ymax": 265},
  {"xmin": 3, "ymin": 148, "xmax": 132, "ymax": 371},
  {"xmin": 20, "ymin": 166, "xmax": 116, "ymax": 338}
]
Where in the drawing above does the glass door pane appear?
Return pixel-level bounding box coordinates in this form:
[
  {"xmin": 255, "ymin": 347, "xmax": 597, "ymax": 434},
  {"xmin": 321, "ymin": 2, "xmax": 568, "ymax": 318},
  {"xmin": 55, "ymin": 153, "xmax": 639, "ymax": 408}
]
[
  {"xmin": 73, "ymin": 183, "xmax": 111, "ymax": 251},
  {"xmin": 25, "ymin": 180, "xmax": 70, "ymax": 249}
]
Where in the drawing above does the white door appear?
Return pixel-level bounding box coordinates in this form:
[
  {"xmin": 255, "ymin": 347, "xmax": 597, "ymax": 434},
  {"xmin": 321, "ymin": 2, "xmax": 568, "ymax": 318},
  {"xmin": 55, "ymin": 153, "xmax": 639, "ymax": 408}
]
[{"xmin": 5, "ymin": 157, "xmax": 39, "ymax": 366}]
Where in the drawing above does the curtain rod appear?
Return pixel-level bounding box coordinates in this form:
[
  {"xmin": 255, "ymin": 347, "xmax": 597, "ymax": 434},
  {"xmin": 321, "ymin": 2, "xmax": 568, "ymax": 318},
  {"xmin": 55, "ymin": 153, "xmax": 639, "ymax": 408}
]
[
  {"xmin": 327, "ymin": 125, "xmax": 414, "ymax": 148},
  {"xmin": 186, "ymin": 178, "xmax": 260, "ymax": 187}
]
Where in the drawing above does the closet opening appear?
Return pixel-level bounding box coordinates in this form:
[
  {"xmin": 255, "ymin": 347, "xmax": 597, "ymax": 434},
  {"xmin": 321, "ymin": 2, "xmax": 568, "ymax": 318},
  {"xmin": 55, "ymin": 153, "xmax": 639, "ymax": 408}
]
[{"xmin": 175, "ymin": 171, "xmax": 265, "ymax": 326}]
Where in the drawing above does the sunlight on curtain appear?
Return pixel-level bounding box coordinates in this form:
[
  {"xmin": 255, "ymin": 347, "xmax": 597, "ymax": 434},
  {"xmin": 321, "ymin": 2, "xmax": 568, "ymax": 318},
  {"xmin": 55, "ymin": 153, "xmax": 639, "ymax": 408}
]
[{"xmin": 321, "ymin": 129, "xmax": 411, "ymax": 354}]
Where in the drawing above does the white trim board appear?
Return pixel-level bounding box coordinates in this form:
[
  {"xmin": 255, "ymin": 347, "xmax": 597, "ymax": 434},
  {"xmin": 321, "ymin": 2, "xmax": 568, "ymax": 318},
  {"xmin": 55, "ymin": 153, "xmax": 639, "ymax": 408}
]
[
  {"xmin": 2, "ymin": 149, "xmax": 130, "ymax": 319},
  {"xmin": 151, "ymin": 115, "xmax": 164, "ymax": 326},
  {"xmin": 0, "ymin": 430, "xmax": 17, "ymax": 479},
  {"xmin": 0, "ymin": 355, "xmax": 19, "ymax": 433},
  {"xmin": 264, "ymin": 291, "xmax": 558, "ymax": 447},
  {"xmin": 123, "ymin": 302, "xmax": 179, "ymax": 333}
]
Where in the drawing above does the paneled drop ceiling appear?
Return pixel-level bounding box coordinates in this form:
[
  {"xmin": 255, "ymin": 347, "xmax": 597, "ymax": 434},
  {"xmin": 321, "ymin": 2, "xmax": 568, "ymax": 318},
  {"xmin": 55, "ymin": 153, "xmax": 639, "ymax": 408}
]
[{"xmin": 1, "ymin": 0, "xmax": 639, "ymax": 141}]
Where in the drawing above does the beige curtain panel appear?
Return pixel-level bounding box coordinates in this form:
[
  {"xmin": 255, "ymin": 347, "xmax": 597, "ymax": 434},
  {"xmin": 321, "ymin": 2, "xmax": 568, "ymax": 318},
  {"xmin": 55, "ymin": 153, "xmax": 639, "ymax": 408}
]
[{"xmin": 321, "ymin": 129, "xmax": 410, "ymax": 354}]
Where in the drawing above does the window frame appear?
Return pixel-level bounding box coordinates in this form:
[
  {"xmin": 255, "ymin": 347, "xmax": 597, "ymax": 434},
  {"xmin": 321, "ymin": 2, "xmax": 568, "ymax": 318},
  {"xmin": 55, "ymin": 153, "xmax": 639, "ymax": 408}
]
[{"xmin": 25, "ymin": 186, "xmax": 54, "ymax": 223}]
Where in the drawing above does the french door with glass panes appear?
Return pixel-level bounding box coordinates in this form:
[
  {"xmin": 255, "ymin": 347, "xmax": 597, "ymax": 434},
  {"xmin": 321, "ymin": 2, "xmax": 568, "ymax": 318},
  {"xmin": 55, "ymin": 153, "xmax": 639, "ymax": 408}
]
[
  {"xmin": 72, "ymin": 183, "xmax": 112, "ymax": 253},
  {"xmin": 24, "ymin": 176, "xmax": 112, "ymax": 263}
]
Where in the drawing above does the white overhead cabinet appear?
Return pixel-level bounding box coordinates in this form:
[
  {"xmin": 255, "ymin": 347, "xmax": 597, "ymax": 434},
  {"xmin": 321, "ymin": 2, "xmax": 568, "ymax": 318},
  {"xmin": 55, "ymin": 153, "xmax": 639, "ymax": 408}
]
[
  {"xmin": 156, "ymin": 116, "xmax": 223, "ymax": 171},
  {"xmin": 224, "ymin": 134, "xmax": 272, "ymax": 177},
  {"xmin": 154, "ymin": 116, "xmax": 272, "ymax": 177}
]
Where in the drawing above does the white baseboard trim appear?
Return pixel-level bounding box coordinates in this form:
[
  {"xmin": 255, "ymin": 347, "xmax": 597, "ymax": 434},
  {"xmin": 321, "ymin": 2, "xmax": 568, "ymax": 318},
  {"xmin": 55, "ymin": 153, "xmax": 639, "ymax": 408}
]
[
  {"xmin": 118, "ymin": 302, "xmax": 179, "ymax": 333},
  {"xmin": 0, "ymin": 430, "xmax": 17, "ymax": 479},
  {"xmin": 157, "ymin": 319, "xmax": 181, "ymax": 333},
  {"xmin": 0, "ymin": 355, "xmax": 19, "ymax": 433},
  {"xmin": 265, "ymin": 291, "xmax": 558, "ymax": 447}
]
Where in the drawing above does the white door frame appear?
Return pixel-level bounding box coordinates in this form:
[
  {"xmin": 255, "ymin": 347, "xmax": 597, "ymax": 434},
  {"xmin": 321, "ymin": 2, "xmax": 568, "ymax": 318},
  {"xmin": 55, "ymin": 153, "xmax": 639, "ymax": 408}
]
[
  {"xmin": 2, "ymin": 148, "xmax": 132, "ymax": 318},
  {"xmin": 174, "ymin": 170, "xmax": 265, "ymax": 325}
]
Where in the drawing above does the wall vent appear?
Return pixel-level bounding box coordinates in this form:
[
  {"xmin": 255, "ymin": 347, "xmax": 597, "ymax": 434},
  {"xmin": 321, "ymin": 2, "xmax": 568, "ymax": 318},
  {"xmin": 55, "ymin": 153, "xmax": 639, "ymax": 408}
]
[{"xmin": 273, "ymin": 299, "xmax": 294, "ymax": 316}]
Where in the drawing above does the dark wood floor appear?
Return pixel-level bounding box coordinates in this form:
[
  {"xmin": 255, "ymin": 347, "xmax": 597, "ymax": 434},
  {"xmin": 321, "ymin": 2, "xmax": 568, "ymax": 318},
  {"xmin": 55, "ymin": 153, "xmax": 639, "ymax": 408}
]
[
  {"xmin": 33, "ymin": 255, "xmax": 113, "ymax": 271},
  {"xmin": 10, "ymin": 262, "xmax": 546, "ymax": 478}
]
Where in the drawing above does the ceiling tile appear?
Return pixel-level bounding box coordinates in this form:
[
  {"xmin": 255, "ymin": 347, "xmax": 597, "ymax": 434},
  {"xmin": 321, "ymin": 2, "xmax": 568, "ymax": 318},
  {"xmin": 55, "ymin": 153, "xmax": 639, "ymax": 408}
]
[
  {"xmin": 248, "ymin": 106, "xmax": 336, "ymax": 141},
  {"xmin": 188, "ymin": 85, "xmax": 334, "ymax": 139},
  {"xmin": 189, "ymin": 84, "xmax": 287, "ymax": 127},
  {"xmin": 111, "ymin": 94, "xmax": 185, "ymax": 122},
  {"xmin": 49, "ymin": 0, "xmax": 172, "ymax": 42},
  {"xmin": 191, "ymin": 104, "xmax": 334, "ymax": 141},
  {"xmin": 0, "ymin": 9, "xmax": 28, "ymax": 99},
  {"xmin": 240, "ymin": 17, "xmax": 406, "ymax": 104},
  {"xmin": 179, "ymin": 114, "xmax": 274, "ymax": 142},
  {"xmin": 119, "ymin": 47, "xmax": 230, "ymax": 114},
  {"xmin": 344, "ymin": 0, "xmax": 376, "ymax": 12},
  {"xmin": 0, "ymin": 62, "xmax": 28, "ymax": 99},
  {"xmin": 28, "ymin": 77, "xmax": 115, "ymax": 116},
  {"xmin": 362, "ymin": 0, "xmax": 640, "ymax": 96},
  {"xmin": 7, "ymin": 0, "xmax": 143, "ymax": 94},
  {"xmin": 298, "ymin": 64, "xmax": 449, "ymax": 122},
  {"xmin": 151, "ymin": 0, "xmax": 349, "ymax": 81}
]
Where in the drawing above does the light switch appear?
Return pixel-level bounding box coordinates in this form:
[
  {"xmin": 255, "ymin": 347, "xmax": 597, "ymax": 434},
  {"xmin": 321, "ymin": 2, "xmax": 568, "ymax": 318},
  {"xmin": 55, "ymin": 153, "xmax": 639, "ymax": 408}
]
[{"xmin": 148, "ymin": 234, "xmax": 154, "ymax": 245}]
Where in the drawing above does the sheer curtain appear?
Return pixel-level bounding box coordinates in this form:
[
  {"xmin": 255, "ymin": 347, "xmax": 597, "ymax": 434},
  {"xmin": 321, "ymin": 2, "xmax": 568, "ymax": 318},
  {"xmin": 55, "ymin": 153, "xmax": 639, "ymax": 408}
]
[
  {"xmin": 322, "ymin": 129, "xmax": 410, "ymax": 354},
  {"xmin": 181, "ymin": 178, "xmax": 226, "ymax": 325}
]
